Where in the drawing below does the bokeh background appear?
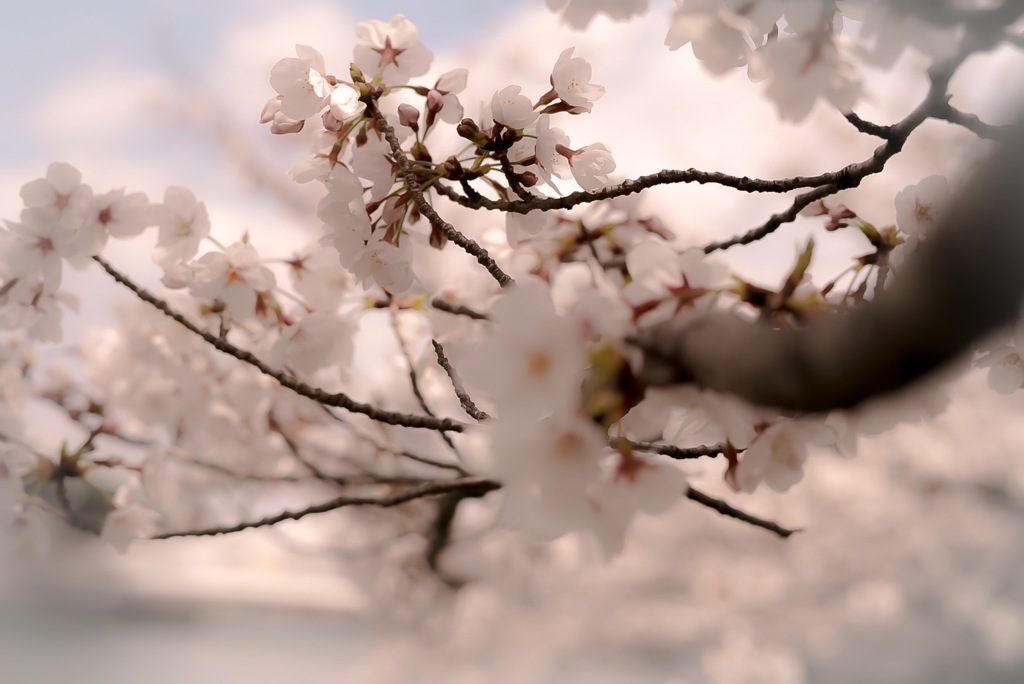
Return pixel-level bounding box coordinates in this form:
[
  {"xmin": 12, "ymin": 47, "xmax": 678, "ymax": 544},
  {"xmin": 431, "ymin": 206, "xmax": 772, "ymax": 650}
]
[{"xmin": 4, "ymin": 1, "xmax": 1024, "ymax": 682}]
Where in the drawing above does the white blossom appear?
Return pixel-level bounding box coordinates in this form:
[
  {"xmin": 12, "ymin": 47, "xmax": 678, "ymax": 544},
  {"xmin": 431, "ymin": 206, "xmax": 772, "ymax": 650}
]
[
  {"xmin": 100, "ymin": 478, "xmax": 161, "ymax": 553},
  {"xmin": 151, "ymin": 186, "xmax": 211, "ymax": 268},
  {"xmin": 546, "ymin": 0, "xmax": 649, "ymax": 29},
  {"xmin": 551, "ymin": 47, "xmax": 605, "ymax": 111},
  {"xmin": 189, "ymin": 242, "xmax": 276, "ymax": 320},
  {"xmin": 568, "ymin": 143, "xmax": 615, "ymax": 190},
  {"xmin": 729, "ymin": 418, "xmax": 837, "ymax": 493},
  {"xmin": 751, "ymin": 32, "xmax": 862, "ymax": 122},
  {"xmin": 490, "ymin": 85, "xmax": 539, "ymax": 130}
]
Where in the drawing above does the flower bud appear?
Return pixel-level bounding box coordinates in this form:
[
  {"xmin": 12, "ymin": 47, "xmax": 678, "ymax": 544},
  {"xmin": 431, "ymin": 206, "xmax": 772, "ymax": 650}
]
[
  {"xmin": 321, "ymin": 109, "xmax": 344, "ymax": 132},
  {"xmin": 398, "ymin": 103, "xmax": 420, "ymax": 132},
  {"xmin": 518, "ymin": 171, "xmax": 539, "ymax": 188},
  {"xmin": 456, "ymin": 118, "xmax": 484, "ymax": 144}
]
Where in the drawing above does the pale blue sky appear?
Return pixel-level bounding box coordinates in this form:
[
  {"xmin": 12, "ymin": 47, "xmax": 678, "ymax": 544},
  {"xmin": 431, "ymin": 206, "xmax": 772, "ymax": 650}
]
[{"xmin": 2, "ymin": 1, "xmax": 528, "ymax": 161}]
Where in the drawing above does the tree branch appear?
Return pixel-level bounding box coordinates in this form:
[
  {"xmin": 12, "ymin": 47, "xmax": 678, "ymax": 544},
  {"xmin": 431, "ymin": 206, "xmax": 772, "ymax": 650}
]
[
  {"xmin": 152, "ymin": 477, "xmax": 500, "ymax": 539},
  {"xmin": 93, "ymin": 256, "xmax": 465, "ymax": 433},
  {"xmin": 685, "ymin": 485, "xmax": 798, "ymax": 538},
  {"xmin": 431, "ymin": 339, "xmax": 491, "ymax": 421}
]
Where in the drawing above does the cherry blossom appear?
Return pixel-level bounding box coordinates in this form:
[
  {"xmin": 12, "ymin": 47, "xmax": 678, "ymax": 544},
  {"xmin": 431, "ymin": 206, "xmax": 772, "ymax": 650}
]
[
  {"xmin": 76, "ymin": 188, "xmax": 151, "ymax": 255},
  {"xmin": 624, "ymin": 239, "xmax": 726, "ymax": 324},
  {"xmin": 751, "ymin": 32, "xmax": 862, "ymax": 122},
  {"xmin": 490, "ymin": 85, "xmax": 539, "ymax": 130},
  {"xmin": 546, "ymin": 0, "xmax": 650, "ymax": 29},
  {"xmin": 583, "ymin": 454, "xmax": 688, "ymax": 557},
  {"xmin": 287, "ymin": 245, "xmax": 353, "ymax": 311},
  {"xmin": 564, "ymin": 142, "xmax": 616, "ymax": 190},
  {"xmin": 3, "ymin": 1, "xmax": 1023, "ymax": 613},
  {"xmin": 728, "ymin": 418, "xmax": 837, "ymax": 493},
  {"xmin": 532, "ymin": 115, "xmax": 573, "ymax": 186},
  {"xmin": 328, "ymin": 84, "xmax": 366, "ymax": 122},
  {"xmin": 976, "ymin": 344, "xmax": 1024, "ymax": 395},
  {"xmin": 895, "ymin": 175, "xmax": 949, "ymax": 239},
  {"xmin": 481, "ymin": 409, "xmax": 608, "ymax": 540},
  {"xmin": 426, "ymin": 69, "xmax": 468, "ymax": 125},
  {"xmin": 666, "ymin": 0, "xmax": 784, "ymax": 74},
  {"xmin": 259, "ymin": 96, "xmax": 305, "ymax": 134},
  {"xmin": 353, "ymin": 14, "xmax": 433, "ymax": 85},
  {"xmin": 150, "ymin": 186, "xmax": 211, "ymax": 269},
  {"xmin": 550, "ymin": 47, "xmax": 605, "ymax": 112},
  {"xmin": 269, "ymin": 311, "xmax": 358, "ymax": 378},
  {"xmin": 269, "ymin": 44, "xmax": 333, "ymax": 121},
  {"xmin": 346, "ymin": 236, "xmax": 415, "ymax": 294},
  {"xmin": 100, "ymin": 478, "xmax": 161, "ymax": 553},
  {"xmin": 19, "ymin": 162, "xmax": 93, "ymax": 233},
  {"xmin": 0, "ymin": 219, "xmax": 74, "ymax": 293},
  {"xmin": 841, "ymin": 1, "xmax": 959, "ymax": 68},
  {"xmin": 188, "ymin": 242, "xmax": 276, "ymax": 320},
  {"xmin": 460, "ymin": 279, "xmax": 587, "ymax": 420}
]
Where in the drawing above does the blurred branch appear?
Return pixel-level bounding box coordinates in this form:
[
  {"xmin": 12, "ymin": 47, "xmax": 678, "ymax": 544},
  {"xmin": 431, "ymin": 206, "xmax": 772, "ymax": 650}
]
[
  {"xmin": 685, "ymin": 486, "xmax": 799, "ymax": 539},
  {"xmin": 93, "ymin": 256, "xmax": 466, "ymax": 433},
  {"xmin": 153, "ymin": 477, "xmax": 500, "ymax": 539}
]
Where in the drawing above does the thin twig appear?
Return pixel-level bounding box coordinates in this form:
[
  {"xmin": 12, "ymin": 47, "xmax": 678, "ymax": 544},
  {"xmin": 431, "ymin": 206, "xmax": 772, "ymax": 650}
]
[
  {"xmin": 152, "ymin": 477, "xmax": 500, "ymax": 539},
  {"xmin": 932, "ymin": 103, "xmax": 1007, "ymax": 140},
  {"xmin": 389, "ymin": 307, "xmax": 461, "ymax": 457},
  {"xmin": 702, "ymin": 74, "xmax": 950, "ymax": 253},
  {"xmin": 93, "ymin": 256, "xmax": 465, "ymax": 434},
  {"xmin": 431, "ymin": 339, "xmax": 491, "ymax": 421},
  {"xmin": 685, "ymin": 485, "xmax": 798, "ymax": 539}
]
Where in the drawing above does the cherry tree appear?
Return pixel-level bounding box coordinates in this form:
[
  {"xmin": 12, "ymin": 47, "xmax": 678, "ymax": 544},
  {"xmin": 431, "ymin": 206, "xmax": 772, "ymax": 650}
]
[{"xmin": 2, "ymin": 0, "xmax": 1023, "ymax": 605}]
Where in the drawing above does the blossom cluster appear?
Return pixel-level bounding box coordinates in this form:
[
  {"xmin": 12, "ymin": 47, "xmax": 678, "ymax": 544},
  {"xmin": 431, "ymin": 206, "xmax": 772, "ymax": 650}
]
[{"xmin": 0, "ymin": 2, "xmax": 1021, "ymax": 567}]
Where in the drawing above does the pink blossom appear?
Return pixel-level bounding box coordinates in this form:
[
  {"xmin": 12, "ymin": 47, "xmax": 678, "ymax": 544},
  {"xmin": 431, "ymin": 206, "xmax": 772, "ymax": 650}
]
[
  {"xmin": 270, "ymin": 44, "xmax": 333, "ymax": 121},
  {"xmin": 354, "ymin": 14, "xmax": 433, "ymax": 85}
]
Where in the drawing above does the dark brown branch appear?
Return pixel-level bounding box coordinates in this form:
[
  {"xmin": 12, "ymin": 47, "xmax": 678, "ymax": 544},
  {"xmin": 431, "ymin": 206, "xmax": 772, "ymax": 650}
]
[
  {"xmin": 843, "ymin": 111, "xmax": 894, "ymax": 138},
  {"xmin": 626, "ymin": 440, "xmax": 727, "ymax": 460},
  {"xmin": 431, "ymin": 339, "xmax": 491, "ymax": 421},
  {"xmin": 685, "ymin": 486, "xmax": 798, "ymax": 538},
  {"xmin": 389, "ymin": 307, "xmax": 462, "ymax": 460},
  {"xmin": 435, "ymin": 167, "xmax": 858, "ymax": 215},
  {"xmin": 152, "ymin": 477, "xmax": 500, "ymax": 539},
  {"xmin": 93, "ymin": 256, "xmax": 465, "ymax": 433},
  {"xmin": 430, "ymin": 297, "xmax": 491, "ymax": 321},
  {"xmin": 932, "ymin": 102, "xmax": 1007, "ymax": 140},
  {"xmin": 703, "ymin": 79, "xmax": 948, "ymax": 252}
]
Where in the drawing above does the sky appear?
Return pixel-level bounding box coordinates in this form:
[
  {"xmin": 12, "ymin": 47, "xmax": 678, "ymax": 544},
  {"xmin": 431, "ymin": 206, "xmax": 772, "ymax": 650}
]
[{"xmin": 4, "ymin": 2, "xmax": 1024, "ymax": 683}]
